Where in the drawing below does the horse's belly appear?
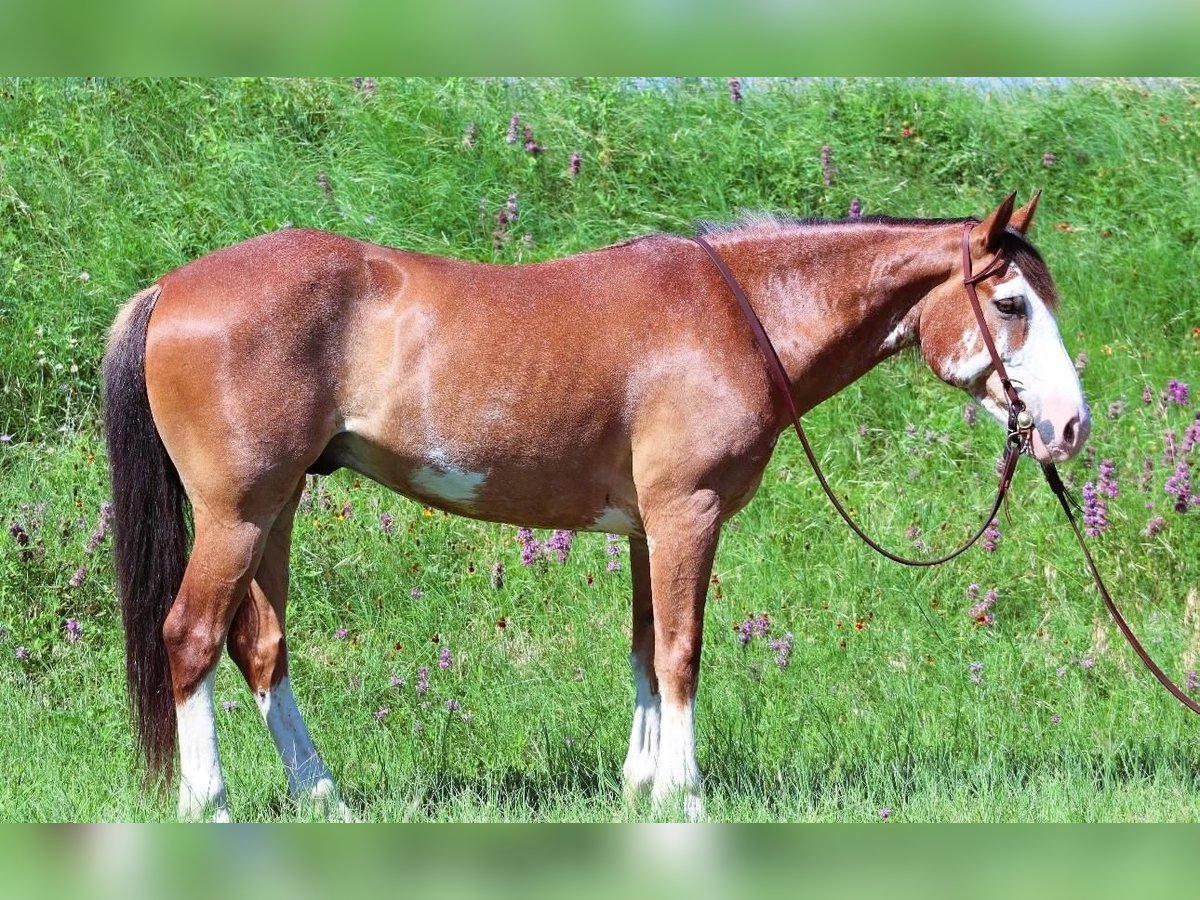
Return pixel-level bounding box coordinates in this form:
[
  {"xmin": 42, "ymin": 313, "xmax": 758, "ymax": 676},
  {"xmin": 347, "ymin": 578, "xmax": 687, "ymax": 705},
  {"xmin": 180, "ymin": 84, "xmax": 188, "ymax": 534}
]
[{"xmin": 326, "ymin": 431, "xmax": 642, "ymax": 534}]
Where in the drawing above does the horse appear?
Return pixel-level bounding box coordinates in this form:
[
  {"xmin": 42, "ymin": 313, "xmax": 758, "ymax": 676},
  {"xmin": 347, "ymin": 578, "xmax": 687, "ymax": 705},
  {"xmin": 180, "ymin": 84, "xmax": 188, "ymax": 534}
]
[{"xmin": 103, "ymin": 192, "xmax": 1089, "ymax": 821}]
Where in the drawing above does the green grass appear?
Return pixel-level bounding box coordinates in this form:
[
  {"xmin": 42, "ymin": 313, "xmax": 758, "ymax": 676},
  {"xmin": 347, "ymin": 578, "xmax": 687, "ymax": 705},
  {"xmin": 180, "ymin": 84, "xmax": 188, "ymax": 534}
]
[{"xmin": 1, "ymin": 77, "xmax": 1199, "ymax": 822}]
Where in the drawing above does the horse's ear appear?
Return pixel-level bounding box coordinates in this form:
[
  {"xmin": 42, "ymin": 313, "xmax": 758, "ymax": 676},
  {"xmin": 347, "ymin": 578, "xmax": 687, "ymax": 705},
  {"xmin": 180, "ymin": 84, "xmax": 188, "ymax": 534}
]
[
  {"xmin": 974, "ymin": 191, "xmax": 1017, "ymax": 253},
  {"xmin": 1008, "ymin": 190, "xmax": 1041, "ymax": 235}
]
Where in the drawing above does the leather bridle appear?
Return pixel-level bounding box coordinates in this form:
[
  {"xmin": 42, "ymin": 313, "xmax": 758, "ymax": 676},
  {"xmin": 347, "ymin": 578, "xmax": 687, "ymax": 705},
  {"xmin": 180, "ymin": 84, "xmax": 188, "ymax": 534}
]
[{"xmin": 692, "ymin": 222, "xmax": 1200, "ymax": 716}]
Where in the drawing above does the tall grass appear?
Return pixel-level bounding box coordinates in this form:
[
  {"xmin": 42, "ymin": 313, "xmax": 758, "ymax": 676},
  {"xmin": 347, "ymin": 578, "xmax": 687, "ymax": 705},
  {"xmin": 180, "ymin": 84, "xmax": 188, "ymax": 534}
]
[{"xmin": 1, "ymin": 78, "xmax": 1198, "ymax": 821}]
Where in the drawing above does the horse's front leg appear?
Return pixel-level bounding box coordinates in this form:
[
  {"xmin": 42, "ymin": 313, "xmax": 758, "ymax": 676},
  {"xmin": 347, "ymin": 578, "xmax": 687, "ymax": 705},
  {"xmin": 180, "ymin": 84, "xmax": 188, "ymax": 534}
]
[
  {"xmin": 622, "ymin": 536, "xmax": 660, "ymax": 798},
  {"xmin": 640, "ymin": 488, "xmax": 721, "ymax": 821}
]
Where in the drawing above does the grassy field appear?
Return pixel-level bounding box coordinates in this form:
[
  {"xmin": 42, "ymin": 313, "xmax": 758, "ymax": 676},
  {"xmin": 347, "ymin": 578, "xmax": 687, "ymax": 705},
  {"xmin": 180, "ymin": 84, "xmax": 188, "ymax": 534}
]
[{"xmin": 1, "ymin": 77, "xmax": 1198, "ymax": 822}]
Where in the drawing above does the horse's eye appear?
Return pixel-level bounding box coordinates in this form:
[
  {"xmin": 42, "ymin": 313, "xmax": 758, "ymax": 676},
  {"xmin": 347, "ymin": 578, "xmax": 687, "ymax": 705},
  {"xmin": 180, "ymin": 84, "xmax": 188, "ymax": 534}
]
[{"xmin": 993, "ymin": 295, "xmax": 1025, "ymax": 317}]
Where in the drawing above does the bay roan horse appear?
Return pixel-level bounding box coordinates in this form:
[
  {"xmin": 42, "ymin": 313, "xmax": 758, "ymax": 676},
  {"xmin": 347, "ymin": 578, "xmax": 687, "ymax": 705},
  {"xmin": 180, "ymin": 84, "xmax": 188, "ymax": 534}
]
[{"xmin": 104, "ymin": 192, "xmax": 1089, "ymax": 821}]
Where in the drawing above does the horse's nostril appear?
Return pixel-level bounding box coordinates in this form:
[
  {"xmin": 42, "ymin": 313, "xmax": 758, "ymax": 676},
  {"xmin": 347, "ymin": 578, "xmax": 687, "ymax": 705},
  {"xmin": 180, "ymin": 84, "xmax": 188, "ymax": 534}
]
[{"xmin": 1063, "ymin": 418, "xmax": 1076, "ymax": 445}]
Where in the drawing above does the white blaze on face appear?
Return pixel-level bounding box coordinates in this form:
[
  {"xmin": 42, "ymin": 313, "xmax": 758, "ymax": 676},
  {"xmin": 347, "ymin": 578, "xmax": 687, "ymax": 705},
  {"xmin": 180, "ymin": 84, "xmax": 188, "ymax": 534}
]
[{"xmin": 951, "ymin": 265, "xmax": 1090, "ymax": 462}]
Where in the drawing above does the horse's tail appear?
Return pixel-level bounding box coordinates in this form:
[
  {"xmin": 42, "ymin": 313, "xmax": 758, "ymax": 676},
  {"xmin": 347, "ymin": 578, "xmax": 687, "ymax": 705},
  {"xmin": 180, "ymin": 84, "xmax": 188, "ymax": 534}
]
[{"xmin": 103, "ymin": 285, "xmax": 188, "ymax": 787}]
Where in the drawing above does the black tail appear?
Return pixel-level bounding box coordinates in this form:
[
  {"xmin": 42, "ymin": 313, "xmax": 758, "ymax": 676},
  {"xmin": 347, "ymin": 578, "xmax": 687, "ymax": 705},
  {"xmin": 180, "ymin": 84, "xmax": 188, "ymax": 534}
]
[{"xmin": 103, "ymin": 286, "xmax": 190, "ymax": 787}]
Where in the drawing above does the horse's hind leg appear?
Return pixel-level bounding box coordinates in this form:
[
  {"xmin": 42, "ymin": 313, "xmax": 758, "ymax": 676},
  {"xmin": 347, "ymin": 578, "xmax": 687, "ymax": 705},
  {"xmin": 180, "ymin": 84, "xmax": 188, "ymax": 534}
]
[
  {"xmin": 226, "ymin": 480, "xmax": 350, "ymax": 819},
  {"xmin": 622, "ymin": 535, "xmax": 661, "ymax": 798},
  {"xmin": 165, "ymin": 510, "xmax": 270, "ymax": 821}
]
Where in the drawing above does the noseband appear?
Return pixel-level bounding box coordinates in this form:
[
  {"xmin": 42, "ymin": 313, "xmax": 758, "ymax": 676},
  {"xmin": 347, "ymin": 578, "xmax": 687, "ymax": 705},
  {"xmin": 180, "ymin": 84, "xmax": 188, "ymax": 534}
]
[{"xmin": 692, "ymin": 223, "xmax": 1200, "ymax": 717}]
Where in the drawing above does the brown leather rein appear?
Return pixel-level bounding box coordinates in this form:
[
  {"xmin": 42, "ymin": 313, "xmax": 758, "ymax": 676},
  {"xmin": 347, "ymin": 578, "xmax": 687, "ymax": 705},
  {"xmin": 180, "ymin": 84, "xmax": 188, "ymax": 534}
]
[{"xmin": 692, "ymin": 222, "xmax": 1200, "ymax": 716}]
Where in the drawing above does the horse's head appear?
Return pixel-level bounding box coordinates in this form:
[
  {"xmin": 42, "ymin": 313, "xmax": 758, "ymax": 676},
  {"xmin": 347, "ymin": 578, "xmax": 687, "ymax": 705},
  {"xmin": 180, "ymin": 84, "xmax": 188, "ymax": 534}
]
[{"xmin": 919, "ymin": 193, "xmax": 1090, "ymax": 463}]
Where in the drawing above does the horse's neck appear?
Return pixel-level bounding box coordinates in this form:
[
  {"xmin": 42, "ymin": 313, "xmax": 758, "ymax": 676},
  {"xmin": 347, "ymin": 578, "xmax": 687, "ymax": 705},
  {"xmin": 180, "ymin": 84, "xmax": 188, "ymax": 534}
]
[{"xmin": 719, "ymin": 225, "xmax": 954, "ymax": 413}]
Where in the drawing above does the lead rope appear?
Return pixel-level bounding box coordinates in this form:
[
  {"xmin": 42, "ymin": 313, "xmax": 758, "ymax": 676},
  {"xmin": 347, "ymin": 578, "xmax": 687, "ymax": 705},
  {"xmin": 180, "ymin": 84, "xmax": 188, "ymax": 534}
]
[
  {"xmin": 690, "ymin": 230, "xmax": 1022, "ymax": 567},
  {"xmin": 1041, "ymin": 464, "xmax": 1200, "ymax": 715},
  {"xmin": 692, "ymin": 228, "xmax": 1200, "ymax": 717}
]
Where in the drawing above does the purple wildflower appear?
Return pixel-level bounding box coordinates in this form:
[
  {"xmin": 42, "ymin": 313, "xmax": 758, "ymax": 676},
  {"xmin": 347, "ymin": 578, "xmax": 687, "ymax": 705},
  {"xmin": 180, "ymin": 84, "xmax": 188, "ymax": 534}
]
[
  {"xmin": 374, "ymin": 707, "xmax": 390, "ymax": 721},
  {"xmin": 545, "ymin": 530, "xmax": 574, "ymax": 564},
  {"xmin": 15, "ymin": 647, "xmax": 29, "ymax": 661},
  {"xmin": 506, "ymin": 115, "xmax": 520, "ymax": 144},
  {"xmin": 389, "ymin": 674, "xmax": 405, "ymax": 688},
  {"xmin": 0, "ymin": 434, "xmax": 11, "ymax": 444},
  {"xmin": 68, "ymin": 565, "xmax": 88, "ymax": 588},
  {"xmin": 728, "ymin": 77, "xmax": 742, "ymax": 103},
  {"xmin": 85, "ymin": 520, "xmax": 106, "ymax": 554},
  {"xmin": 1082, "ymin": 482, "xmax": 1108, "ymax": 536},
  {"xmin": 1183, "ymin": 418, "xmax": 1200, "ymax": 455},
  {"xmin": 335, "ymin": 627, "xmax": 349, "ymax": 641},
  {"xmin": 969, "ymin": 587, "xmax": 998, "ymax": 626},
  {"xmin": 517, "ymin": 527, "xmax": 543, "ymax": 566},
  {"xmin": 446, "ymin": 699, "xmax": 460, "ymax": 713},
  {"xmin": 737, "ymin": 619, "xmax": 753, "ymax": 646},
  {"xmin": 490, "ymin": 561, "xmax": 505, "ymax": 590},
  {"xmin": 1078, "ymin": 657, "xmax": 1095, "ymax": 670},
  {"xmin": 969, "ymin": 661, "xmax": 984, "ymax": 685},
  {"xmin": 1140, "ymin": 456, "xmax": 1155, "ymax": 492},
  {"xmin": 569, "ymin": 151, "xmax": 581, "ymax": 177},
  {"xmin": 9, "ymin": 521, "xmax": 29, "ymax": 547},
  {"xmin": 520, "ymin": 541, "xmax": 542, "ymax": 567},
  {"xmin": 982, "ymin": 519, "xmax": 1001, "ymax": 553},
  {"xmin": 820, "ymin": 144, "xmax": 835, "ymax": 187},
  {"xmin": 605, "ymin": 533, "xmax": 623, "ymax": 573},
  {"xmin": 351, "ymin": 77, "xmax": 377, "ymax": 97},
  {"xmin": 506, "ymin": 193, "xmax": 519, "ymax": 221},
  {"xmin": 1142, "ymin": 383, "xmax": 1154, "ymax": 405},
  {"xmin": 1050, "ymin": 713, "xmax": 1061, "ymax": 724},
  {"xmin": 754, "ymin": 613, "xmax": 770, "ymax": 637},
  {"xmin": 409, "ymin": 586, "xmax": 423, "ymax": 599},
  {"xmin": 340, "ymin": 501, "xmax": 352, "ymax": 520},
  {"xmin": 1056, "ymin": 666, "xmax": 1067, "ymax": 678},
  {"xmin": 65, "ymin": 617, "xmax": 81, "ymax": 643},
  {"xmin": 1098, "ymin": 459, "xmax": 1119, "ymax": 498},
  {"xmin": 963, "ymin": 404, "xmax": 977, "ymax": 427},
  {"xmin": 768, "ymin": 631, "xmax": 794, "ymax": 670},
  {"xmin": 379, "ymin": 512, "xmax": 395, "ymax": 535},
  {"xmin": 222, "ymin": 700, "xmax": 239, "ymax": 712},
  {"xmin": 966, "ymin": 583, "xmax": 980, "ymax": 600},
  {"xmin": 463, "ymin": 121, "xmax": 477, "ymax": 149},
  {"xmin": 1164, "ymin": 379, "xmax": 1190, "ymax": 406},
  {"xmin": 1143, "ymin": 515, "xmax": 1165, "ymax": 538},
  {"xmin": 1187, "ymin": 671, "xmax": 1199, "ymax": 694},
  {"xmin": 849, "ymin": 198, "xmax": 862, "ymax": 220},
  {"xmin": 1164, "ymin": 462, "xmax": 1194, "ymax": 513},
  {"xmin": 522, "ymin": 125, "xmax": 543, "ymax": 155},
  {"xmin": 438, "ymin": 647, "xmax": 453, "ymax": 670},
  {"xmin": 417, "ymin": 666, "xmax": 430, "ymax": 697},
  {"xmin": 1042, "ymin": 151, "xmax": 1056, "ymax": 167},
  {"xmin": 879, "ymin": 808, "xmax": 891, "ymax": 820}
]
